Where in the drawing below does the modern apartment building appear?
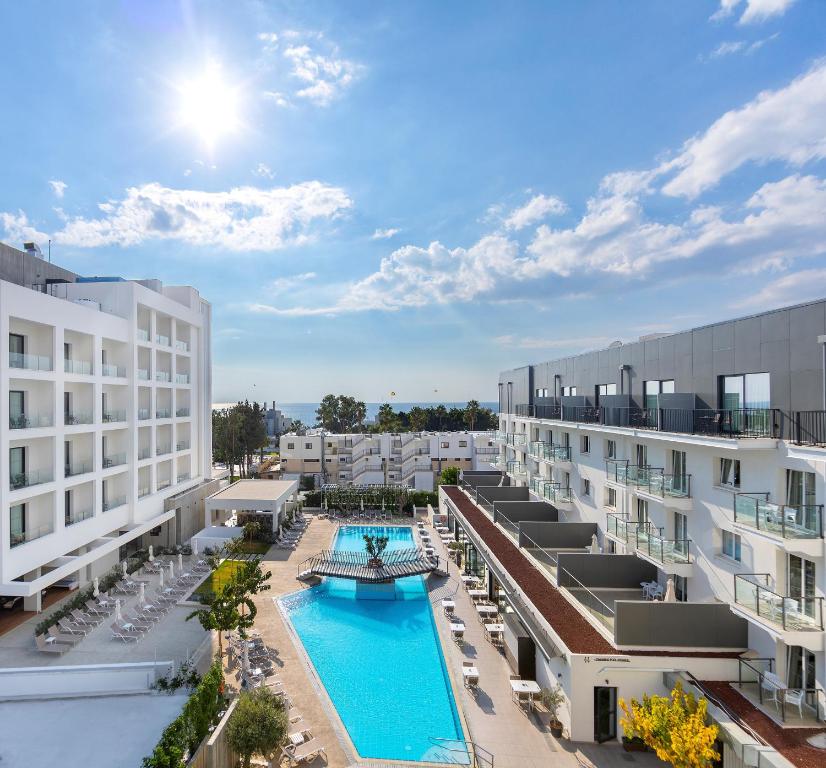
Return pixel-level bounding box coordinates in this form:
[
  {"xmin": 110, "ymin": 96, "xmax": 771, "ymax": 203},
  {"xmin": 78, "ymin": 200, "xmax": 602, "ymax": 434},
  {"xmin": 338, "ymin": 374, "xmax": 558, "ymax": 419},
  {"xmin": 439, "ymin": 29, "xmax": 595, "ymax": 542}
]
[
  {"xmin": 0, "ymin": 242, "xmax": 213, "ymax": 612},
  {"xmin": 440, "ymin": 299, "xmax": 826, "ymax": 759},
  {"xmin": 279, "ymin": 431, "xmax": 497, "ymax": 489}
]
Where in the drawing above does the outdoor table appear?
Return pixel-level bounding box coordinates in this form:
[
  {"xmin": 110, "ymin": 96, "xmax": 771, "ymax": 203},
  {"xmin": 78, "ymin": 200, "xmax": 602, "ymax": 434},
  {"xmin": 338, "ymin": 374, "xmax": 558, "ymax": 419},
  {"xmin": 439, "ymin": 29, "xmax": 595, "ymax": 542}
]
[
  {"xmin": 461, "ymin": 575, "xmax": 480, "ymax": 584},
  {"xmin": 484, "ymin": 623, "xmax": 505, "ymax": 634},
  {"xmin": 441, "ymin": 599, "xmax": 455, "ymax": 611},
  {"xmin": 467, "ymin": 589, "xmax": 487, "ymax": 600},
  {"xmin": 449, "ymin": 623, "xmax": 465, "ymax": 633},
  {"xmin": 476, "ymin": 604, "xmax": 498, "ymax": 617},
  {"xmin": 45, "ymin": 635, "xmax": 56, "ymax": 644},
  {"xmin": 510, "ymin": 679, "xmax": 541, "ymax": 697},
  {"xmin": 435, "ymin": 526, "xmax": 449, "ymax": 533},
  {"xmin": 462, "ymin": 666, "xmax": 479, "ymax": 679}
]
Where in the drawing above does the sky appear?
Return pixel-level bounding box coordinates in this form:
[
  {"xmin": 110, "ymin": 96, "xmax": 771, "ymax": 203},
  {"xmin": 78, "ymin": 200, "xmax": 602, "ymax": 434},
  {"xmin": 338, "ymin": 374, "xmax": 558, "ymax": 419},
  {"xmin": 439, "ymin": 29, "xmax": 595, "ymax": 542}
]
[{"xmin": 1, "ymin": 0, "xmax": 825, "ymax": 404}]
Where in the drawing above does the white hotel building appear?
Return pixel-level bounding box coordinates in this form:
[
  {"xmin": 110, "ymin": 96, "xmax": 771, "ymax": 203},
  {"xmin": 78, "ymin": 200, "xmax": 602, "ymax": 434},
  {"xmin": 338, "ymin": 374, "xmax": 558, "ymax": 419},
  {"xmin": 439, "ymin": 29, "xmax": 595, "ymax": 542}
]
[
  {"xmin": 441, "ymin": 300, "xmax": 826, "ymax": 760},
  {"xmin": 0, "ymin": 242, "xmax": 213, "ymax": 612}
]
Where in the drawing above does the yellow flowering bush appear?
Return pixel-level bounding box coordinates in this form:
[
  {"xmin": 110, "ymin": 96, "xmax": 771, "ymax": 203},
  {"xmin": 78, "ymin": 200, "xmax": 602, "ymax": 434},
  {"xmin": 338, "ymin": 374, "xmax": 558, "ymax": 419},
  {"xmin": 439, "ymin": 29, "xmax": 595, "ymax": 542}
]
[{"xmin": 620, "ymin": 683, "xmax": 720, "ymax": 768}]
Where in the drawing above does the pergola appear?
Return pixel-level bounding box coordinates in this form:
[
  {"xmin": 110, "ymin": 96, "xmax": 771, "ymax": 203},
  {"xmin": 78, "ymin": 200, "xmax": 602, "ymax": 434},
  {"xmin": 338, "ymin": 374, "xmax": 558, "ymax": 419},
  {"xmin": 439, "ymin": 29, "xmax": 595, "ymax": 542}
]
[
  {"xmin": 320, "ymin": 484, "xmax": 409, "ymax": 514},
  {"xmin": 205, "ymin": 479, "xmax": 299, "ymax": 532}
]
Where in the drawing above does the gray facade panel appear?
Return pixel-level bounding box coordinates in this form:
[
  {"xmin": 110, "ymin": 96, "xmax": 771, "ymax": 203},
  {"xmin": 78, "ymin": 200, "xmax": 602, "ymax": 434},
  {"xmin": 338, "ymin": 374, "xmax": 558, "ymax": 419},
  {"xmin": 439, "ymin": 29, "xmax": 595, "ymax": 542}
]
[
  {"xmin": 556, "ymin": 553, "xmax": 658, "ymax": 589},
  {"xmin": 518, "ymin": 521, "xmax": 597, "ymax": 549},
  {"xmin": 493, "ymin": 501, "xmax": 558, "ymax": 524}
]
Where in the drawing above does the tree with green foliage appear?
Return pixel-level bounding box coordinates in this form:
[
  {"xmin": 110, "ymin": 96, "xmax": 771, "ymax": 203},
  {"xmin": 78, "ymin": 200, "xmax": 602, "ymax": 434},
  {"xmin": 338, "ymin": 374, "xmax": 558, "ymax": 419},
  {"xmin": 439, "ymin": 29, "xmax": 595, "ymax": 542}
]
[
  {"xmin": 186, "ymin": 581, "xmax": 245, "ymax": 659},
  {"xmin": 213, "ymin": 402, "xmax": 269, "ymax": 477},
  {"xmin": 439, "ymin": 466, "xmax": 460, "ymax": 485},
  {"xmin": 464, "ymin": 399, "xmax": 481, "ymax": 430},
  {"xmin": 232, "ymin": 558, "xmax": 272, "ymax": 635},
  {"xmin": 315, "ymin": 393, "xmax": 367, "ymax": 433},
  {"xmin": 243, "ymin": 520, "xmax": 262, "ymax": 545},
  {"xmin": 226, "ymin": 687, "xmax": 288, "ymax": 768},
  {"xmin": 408, "ymin": 406, "xmax": 429, "ymax": 432},
  {"xmin": 363, "ymin": 534, "xmax": 389, "ymax": 564},
  {"xmin": 376, "ymin": 402, "xmax": 399, "ymax": 432}
]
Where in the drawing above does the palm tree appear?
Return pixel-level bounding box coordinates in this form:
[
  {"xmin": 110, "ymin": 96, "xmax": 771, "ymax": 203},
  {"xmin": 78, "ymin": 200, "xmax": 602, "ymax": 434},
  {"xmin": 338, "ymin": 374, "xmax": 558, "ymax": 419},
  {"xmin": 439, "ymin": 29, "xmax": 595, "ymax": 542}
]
[{"xmin": 464, "ymin": 399, "xmax": 481, "ymax": 430}]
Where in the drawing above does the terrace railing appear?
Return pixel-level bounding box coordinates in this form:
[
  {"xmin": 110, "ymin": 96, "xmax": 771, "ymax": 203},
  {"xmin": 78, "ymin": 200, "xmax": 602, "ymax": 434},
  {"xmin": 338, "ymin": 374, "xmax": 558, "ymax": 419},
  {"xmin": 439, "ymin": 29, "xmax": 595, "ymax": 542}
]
[
  {"xmin": 10, "ymin": 523, "xmax": 53, "ymax": 547},
  {"xmin": 505, "ymin": 461, "xmax": 525, "ymax": 476},
  {"xmin": 9, "ymin": 412, "xmax": 53, "ymax": 429},
  {"xmin": 558, "ymin": 565, "xmax": 615, "ymax": 632},
  {"xmin": 635, "ymin": 529, "xmax": 691, "ymax": 566},
  {"xmin": 733, "ymin": 573, "xmax": 824, "ymax": 631},
  {"xmin": 10, "ymin": 469, "xmax": 53, "ymax": 491},
  {"xmin": 737, "ymin": 657, "xmax": 824, "ymax": 723},
  {"xmin": 734, "ymin": 493, "xmax": 823, "ymax": 539},
  {"xmin": 506, "ymin": 433, "xmax": 527, "ymax": 446},
  {"xmin": 10, "ymin": 352, "xmax": 52, "ymax": 371},
  {"xmin": 634, "ymin": 467, "xmax": 692, "ymax": 499},
  {"xmin": 428, "ymin": 738, "xmax": 493, "ymax": 768},
  {"xmin": 64, "ymin": 358, "xmax": 92, "ymax": 375}
]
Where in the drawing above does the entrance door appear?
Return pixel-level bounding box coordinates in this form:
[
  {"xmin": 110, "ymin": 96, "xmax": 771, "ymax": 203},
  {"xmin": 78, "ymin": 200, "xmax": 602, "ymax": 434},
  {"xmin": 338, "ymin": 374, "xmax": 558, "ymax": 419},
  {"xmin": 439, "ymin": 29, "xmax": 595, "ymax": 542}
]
[{"xmin": 594, "ymin": 687, "xmax": 618, "ymax": 742}]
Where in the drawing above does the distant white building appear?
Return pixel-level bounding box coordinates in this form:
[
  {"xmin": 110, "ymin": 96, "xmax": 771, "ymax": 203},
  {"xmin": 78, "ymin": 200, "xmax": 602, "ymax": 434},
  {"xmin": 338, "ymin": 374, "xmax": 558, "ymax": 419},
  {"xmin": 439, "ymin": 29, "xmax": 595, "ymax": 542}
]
[
  {"xmin": 279, "ymin": 430, "xmax": 497, "ymax": 490},
  {"xmin": 0, "ymin": 241, "xmax": 213, "ymax": 612}
]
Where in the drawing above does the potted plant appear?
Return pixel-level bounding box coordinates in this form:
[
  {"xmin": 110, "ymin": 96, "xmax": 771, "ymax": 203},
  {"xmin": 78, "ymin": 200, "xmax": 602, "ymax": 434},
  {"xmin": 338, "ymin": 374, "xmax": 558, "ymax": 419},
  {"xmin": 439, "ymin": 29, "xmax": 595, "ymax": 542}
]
[
  {"xmin": 363, "ymin": 534, "xmax": 389, "ymax": 568},
  {"xmin": 539, "ymin": 685, "xmax": 565, "ymax": 738}
]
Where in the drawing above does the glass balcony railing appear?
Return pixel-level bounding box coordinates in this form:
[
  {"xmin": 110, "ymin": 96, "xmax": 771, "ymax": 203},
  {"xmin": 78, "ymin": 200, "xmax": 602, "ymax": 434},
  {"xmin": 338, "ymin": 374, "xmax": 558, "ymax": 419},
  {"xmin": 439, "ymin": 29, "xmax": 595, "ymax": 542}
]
[
  {"xmin": 65, "ymin": 459, "xmax": 93, "ymax": 477},
  {"xmin": 494, "ymin": 430, "xmax": 507, "ymax": 443},
  {"xmin": 102, "ymin": 496, "xmax": 127, "ymax": 512},
  {"xmin": 175, "ymin": 339, "xmax": 189, "ymax": 352},
  {"xmin": 138, "ymin": 447, "xmax": 151, "ymax": 460},
  {"xmin": 175, "ymin": 373, "xmax": 190, "ymax": 384},
  {"xmin": 156, "ymin": 333, "xmax": 170, "ymax": 346},
  {"xmin": 734, "ymin": 494, "xmax": 823, "ymax": 539},
  {"xmin": 65, "ymin": 508, "xmax": 94, "ymax": 526},
  {"xmin": 10, "ymin": 523, "xmax": 53, "ymax": 547},
  {"xmin": 157, "ymin": 480, "xmax": 171, "ymax": 491},
  {"xmin": 138, "ymin": 408, "xmax": 150, "ymax": 420},
  {"xmin": 606, "ymin": 512, "xmax": 636, "ymax": 543},
  {"xmin": 176, "ymin": 441, "xmax": 190, "ymax": 451},
  {"xmin": 64, "ymin": 359, "xmax": 92, "ymax": 375},
  {"xmin": 9, "ymin": 352, "xmax": 52, "ymax": 371},
  {"xmin": 9, "ymin": 412, "xmax": 53, "ymax": 429},
  {"xmin": 645, "ymin": 471, "xmax": 692, "ymax": 499},
  {"xmin": 155, "ymin": 371, "xmax": 171, "ymax": 382},
  {"xmin": 177, "ymin": 473, "xmax": 191, "ymax": 483},
  {"xmin": 156, "ymin": 445, "xmax": 172, "ymax": 456},
  {"xmin": 176, "ymin": 407, "xmax": 190, "ymax": 418},
  {"xmin": 156, "ymin": 408, "xmax": 171, "ymax": 419},
  {"xmin": 506, "ymin": 433, "xmax": 527, "ymax": 446},
  {"xmin": 506, "ymin": 461, "xmax": 525, "ymax": 475},
  {"xmin": 137, "ymin": 328, "xmax": 150, "ymax": 342},
  {"xmin": 543, "ymin": 483, "xmax": 572, "ymax": 504},
  {"xmin": 102, "ymin": 453, "xmax": 127, "ymax": 469},
  {"xmin": 101, "ymin": 363, "xmax": 126, "ymax": 377},
  {"xmin": 635, "ymin": 528, "xmax": 691, "ymax": 565},
  {"xmin": 138, "ymin": 486, "xmax": 151, "ymax": 498},
  {"xmin": 137, "ymin": 368, "xmax": 150, "ymax": 381},
  {"xmin": 64, "ymin": 410, "xmax": 93, "ymax": 426},
  {"xmin": 102, "ymin": 409, "xmax": 126, "ymax": 423},
  {"xmin": 10, "ymin": 469, "xmax": 54, "ymax": 491},
  {"xmin": 734, "ymin": 574, "xmax": 824, "ymax": 631},
  {"xmin": 487, "ymin": 454, "xmax": 502, "ymax": 467}
]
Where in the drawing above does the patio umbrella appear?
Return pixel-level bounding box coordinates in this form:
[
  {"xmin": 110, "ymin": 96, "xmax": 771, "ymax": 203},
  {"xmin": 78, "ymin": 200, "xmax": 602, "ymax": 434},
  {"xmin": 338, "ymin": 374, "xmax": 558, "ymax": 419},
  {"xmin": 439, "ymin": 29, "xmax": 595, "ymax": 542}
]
[
  {"xmin": 242, "ymin": 641, "xmax": 250, "ymax": 673},
  {"xmin": 324, "ymin": 497, "xmax": 328, "ymax": 511},
  {"xmin": 590, "ymin": 534, "xmax": 600, "ymax": 554},
  {"xmin": 148, "ymin": 545, "xmax": 154, "ymax": 563},
  {"xmin": 92, "ymin": 577, "xmax": 100, "ymax": 598},
  {"xmin": 115, "ymin": 599, "xmax": 122, "ymax": 623},
  {"xmin": 360, "ymin": 497, "xmax": 364, "ymax": 512},
  {"xmin": 139, "ymin": 582, "xmax": 146, "ymax": 605},
  {"xmin": 168, "ymin": 561, "xmax": 175, "ymax": 580},
  {"xmin": 178, "ymin": 553, "xmax": 184, "ymax": 572},
  {"xmin": 159, "ymin": 567, "xmax": 164, "ymax": 588},
  {"xmin": 122, "ymin": 560, "xmax": 128, "ymax": 578},
  {"xmin": 664, "ymin": 577, "xmax": 677, "ymax": 603},
  {"xmin": 191, "ymin": 540, "xmax": 198, "ymax": 556}
]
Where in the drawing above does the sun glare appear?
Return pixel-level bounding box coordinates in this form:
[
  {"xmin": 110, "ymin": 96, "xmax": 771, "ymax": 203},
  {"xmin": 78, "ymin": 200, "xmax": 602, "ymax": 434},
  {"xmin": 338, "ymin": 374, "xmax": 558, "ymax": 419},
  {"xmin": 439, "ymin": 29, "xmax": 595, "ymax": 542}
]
[{"xmin": 177, "ymin": 63, "xmax": 241, "ymax": 148}]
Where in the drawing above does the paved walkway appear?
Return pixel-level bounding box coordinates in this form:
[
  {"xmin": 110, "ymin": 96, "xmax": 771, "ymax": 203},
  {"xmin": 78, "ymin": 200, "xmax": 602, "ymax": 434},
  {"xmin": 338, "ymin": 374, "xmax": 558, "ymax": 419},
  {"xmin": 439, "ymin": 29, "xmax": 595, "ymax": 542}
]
[{"xmin": 244, "ymin": 514, "xmax": 666, "ymax": 768}]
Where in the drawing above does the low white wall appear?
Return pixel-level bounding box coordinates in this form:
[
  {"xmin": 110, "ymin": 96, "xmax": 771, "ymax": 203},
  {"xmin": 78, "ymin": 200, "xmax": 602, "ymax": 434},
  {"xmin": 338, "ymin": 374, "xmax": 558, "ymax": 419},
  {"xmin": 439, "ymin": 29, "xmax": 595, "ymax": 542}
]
[{"xmin": 0, "ymin": 661, "xmax": 173, "ymax": 701}]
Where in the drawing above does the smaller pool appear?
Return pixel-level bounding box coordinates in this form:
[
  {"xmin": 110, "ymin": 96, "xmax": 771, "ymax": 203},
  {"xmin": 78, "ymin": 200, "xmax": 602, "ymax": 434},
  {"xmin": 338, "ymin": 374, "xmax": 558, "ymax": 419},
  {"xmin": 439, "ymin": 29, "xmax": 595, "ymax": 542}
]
[{"xmin": 282, "ymin": 525, "xmax": 468, "ymax": 763}]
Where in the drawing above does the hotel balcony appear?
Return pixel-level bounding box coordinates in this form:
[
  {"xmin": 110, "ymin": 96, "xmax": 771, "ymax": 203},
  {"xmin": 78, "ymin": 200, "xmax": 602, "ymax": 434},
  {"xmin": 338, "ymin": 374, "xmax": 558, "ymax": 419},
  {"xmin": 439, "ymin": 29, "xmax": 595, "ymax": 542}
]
[
  {"xmin": 64, "ymin": 409, "xmax": 93, "ymax": 426},
  {"xmin": 138, "ymin": 486, "xmax": 151, "ymax": 499},
  {"xmin": 9, "ymin": 352, "xmax": 52, "ymax": 372},
  {"xmin": 101, "ymin": 363, "xmax": 126, "ymax": 378},
  {"xmin": 176, "ymin": 440, "xmax": 190, "ymax": 451},
  {"xmin": 65, "ymin": 507, "xmax": 94, "ymax": 526},
  {"xmin": 734, "ymin": 657, "xmax": 825, "ymax": 726},
  {"xmin": 175, "ymin": 339, "xmax": 189, "ymax": 352},
  {"xmin": 9, "ymin": 411, "xmax": 53, "ymax": 430},
  {"xmin": 156, "ymin": 408, "xmax": 172, "ymax": 419},
  {"xmin": 733, "ymin": 493, "xmax": 823, "ymax": 554},
  {"xmin": 10, "ymin": 469, "xmax": 53, "ymax": 491},
  {"xmin": 138, "ymin": 408, "xmax": 151, "ymax": 420},
  {"xmin": 634, "ymin": 528, "xmax": 693, "ymax": 576},
  {"xmin": 527, "ymin": 442, "xmax": 570, "ymax": 463},
  {"xmin": 505, "ymin": 433, "xmax": 527, "ymax": 447},
  {"xmin": 65, "ymin": 458, "xmax": 93, "ymax": 478},
  {"xmin": 64, "ymin": 358, "xmax": 93, "ymax": 375},
  {"xmin": 733, "ymin": 574, "xmax": 824, "ymax": 649},
  {"xmin": 176, "ymin": 407, "xmax": 190, "ymax": 418},
  {"xmin": 137, "ymin": 368, "xmax": 150, "ymax": 381},
  {"xmin": 10, "ymin": 522, "xmax": 53, "ymax": 548},
  {"xmin": 493, "ymin": 430, "xmax": 507, "ymax": 443},
  {"xmin": 136, "ymin": 328, "xmax": 150, "ymax": 342},
  {"xmin": 102, "ymin": 409, "xmax": 126, "ymax": 424},
  {"xmin": 175, "ymin": 373, "xmax": 190, "ymax": 385},
  {"xmin": 177, "ymin": 472, "xmax": 191, "ymax": 484},
  {"xmin": 633, "ymin": 467, "xmax": 692, "ymax": 509},
  {"xmin": 155, "ymin": 371, "xmax": 171, "ymax": 383},
  {"xmin": 138, "ymin": 447, "xmax": 152, "ymax": 460},
  {"xmin": 102, "ymin": 495, "xmax": 127, "ymax": 512},
  {"xmin": 157, "ymin": 444, "xmax": 172, "ymax": 456},
  {"xmin": 156, "ymin": 333, "xmax": 170, "ymax": 347},
  {"xmin": 102, "ymin": 452, "xmax": 127, "ymax": 470},
  {"xmin": 505, "ymin": 460, "xmax": 526, "ymax": 478},
  {"xmin": 513, "ymin": 403, "xmax": 782, "ymax": 440}
]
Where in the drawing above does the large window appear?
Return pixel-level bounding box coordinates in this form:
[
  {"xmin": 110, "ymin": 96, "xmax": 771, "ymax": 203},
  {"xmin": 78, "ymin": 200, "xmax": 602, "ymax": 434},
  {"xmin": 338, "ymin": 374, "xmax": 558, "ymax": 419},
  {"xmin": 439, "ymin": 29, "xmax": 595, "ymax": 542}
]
[
  {"xmin": 10, "ymin": 503, "xmax": 26, "ymax": 547},
  {"xmin": 722, "ymin": 530, "xmax": 742, "ymax": 562},
  {"xmin": 582, "ymin": 478, "xmax": 591, "ymax": 497},
  {"xmin": 606, "ymin": 487, "xmax": 617, "ymax": 508},
  {"xmin": 561, "ymin": 386, "xmax": 577, "ymax": 396},
  {"xmin": 720, "ymin": 372, "xmax": 770, "ymax": 410},
  {"xmin": 719, "ymin": 458, "xmax": 740, "ymax": 488},
  {"xmin": 534, "ymin": 387, "xmax": 549, "ymax": 398},
  {"xmin": 605, "ymin": 439, "xmax": 616, "ymax": 459},
  {"xmin": 644, "ymin": 379, "xmax": 674, "ymax": 410},
  {"xmin": 786, "ymin": 470, "xmax": 816, "ymax": 508},
  {"xmin": 635, "ymin": 443, "xmax": 647, "ymax": 467},
  {"xmin": 580, "ymin": 435, "xmax": 590, "ymax": 454}
]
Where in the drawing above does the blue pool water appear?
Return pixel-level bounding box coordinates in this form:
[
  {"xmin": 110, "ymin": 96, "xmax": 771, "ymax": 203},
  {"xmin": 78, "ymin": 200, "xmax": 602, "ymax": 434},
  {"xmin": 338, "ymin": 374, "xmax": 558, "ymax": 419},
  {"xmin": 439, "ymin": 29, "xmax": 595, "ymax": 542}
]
[{"xmin": 282, "ymin": 526, "xmax": 468, "ymax": 763}]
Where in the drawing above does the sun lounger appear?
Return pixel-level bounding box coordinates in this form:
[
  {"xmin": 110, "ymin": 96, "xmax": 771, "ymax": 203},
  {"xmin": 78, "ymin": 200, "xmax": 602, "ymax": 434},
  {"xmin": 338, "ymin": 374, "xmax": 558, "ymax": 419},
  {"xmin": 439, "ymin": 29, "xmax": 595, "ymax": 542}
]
[
  {"xmin": 48, "ymin": 625, "xmax": 83, "ymax": 645},
  {"xmin": 85, "ymin": 600, "xmax": 111, "ymax": 616},
  {"xmin": 283, "ymin": 738, "xmax": 326, "ymax": 766},
  {"xmin": 110, "ymin": 622, "xmax": 142, "ymax": 641},
  {"xmin": 71, "ymin": 609, "xmax": 99, "ymax": 626},
  {"xmin": 58, "ymin": 617, "xmax": 87, "ymax": 635},
  {"xmin": 36, "ymin": 632, "xmax": 71, "ymax": 654}
]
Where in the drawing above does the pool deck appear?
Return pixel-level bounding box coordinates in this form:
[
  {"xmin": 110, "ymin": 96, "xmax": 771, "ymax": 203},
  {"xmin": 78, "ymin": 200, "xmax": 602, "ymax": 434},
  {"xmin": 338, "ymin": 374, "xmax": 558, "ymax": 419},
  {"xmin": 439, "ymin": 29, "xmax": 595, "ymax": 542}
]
[{"xmin": 249, "ymin": 515, "xmax": 667, "ymax": 768}]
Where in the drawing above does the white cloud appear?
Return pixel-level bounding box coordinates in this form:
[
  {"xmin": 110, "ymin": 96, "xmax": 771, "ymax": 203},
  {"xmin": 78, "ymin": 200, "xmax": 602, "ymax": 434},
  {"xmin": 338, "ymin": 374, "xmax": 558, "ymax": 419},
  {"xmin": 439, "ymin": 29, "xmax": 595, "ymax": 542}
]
[
  {"xmin": 710, "ymin": 0, "xmax": 796, "ymax": 24},
  {"xmin": 49, "ymin": 180, "xmax": 67, "ymax": 198},
  {"xmin": 502, "ymin": 194, "xmax": 567, "ymax": 231},
  {"xmin": 735, "ymin": 268, "xmax": 826, "ymax": 309},
  {"xmin": 1, "ymin": 182, "xmax": 353, "ymax": 252},
  {"xmin": 262, "ymin": 90, "xmax": 290, "ymax": 108},
  {"xmin": 258, "ymin": 32, "xmax": 279, "ymax": 50},
  {"xmin": 371, "ymin": 227, "xmax": 400, "ymax": 240},
  {"xmin": 662, "ymin": 61, "xmax": 826, "ymax": 198},
  {"xmin": 269, "ymin": 272, "xmax": 317, "ymax": 292},
  {"xmin": 253, "ymin": 163, "xmax": 275, "ymax": 179},
  {"xmin": 283, "ymin": 43, "xmax": 362, "ymax": 105},
  {"xmin": 704, "ymin": 33, "xmax": 779, "ymax": 61},
  {"xmin": 0, "ymin": 211, "xmax": 49, "ymax": 245},
  {"xmin": 493, "ymin": 334, "xmax": 617, "ymax": 351}
]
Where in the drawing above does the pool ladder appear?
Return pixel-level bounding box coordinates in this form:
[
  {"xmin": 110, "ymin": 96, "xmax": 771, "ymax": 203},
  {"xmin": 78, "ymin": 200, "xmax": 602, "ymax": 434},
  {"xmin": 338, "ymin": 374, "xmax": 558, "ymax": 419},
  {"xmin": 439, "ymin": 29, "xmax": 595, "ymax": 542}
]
[{"xmin": 428, "ymin": 737, "xmax": 493, "ymax": 768}]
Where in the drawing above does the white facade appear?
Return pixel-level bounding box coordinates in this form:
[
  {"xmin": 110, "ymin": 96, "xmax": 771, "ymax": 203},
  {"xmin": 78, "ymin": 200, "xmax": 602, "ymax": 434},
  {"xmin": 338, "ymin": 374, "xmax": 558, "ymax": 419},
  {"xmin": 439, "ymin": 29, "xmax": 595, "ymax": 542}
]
[
  {"xmin": 279, "ymin": 430, "xmax": 496, "ymax": 489},
  {"xmin": 1, "ymin": 272, "xmax": 212, "ymax": 608}
]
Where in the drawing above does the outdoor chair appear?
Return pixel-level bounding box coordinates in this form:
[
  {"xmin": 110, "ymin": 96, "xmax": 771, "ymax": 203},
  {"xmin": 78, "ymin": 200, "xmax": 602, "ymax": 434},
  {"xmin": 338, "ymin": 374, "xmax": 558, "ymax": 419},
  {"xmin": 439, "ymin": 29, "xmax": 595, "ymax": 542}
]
[
  {"xmin": 85, "ymin": 600, "xmax": 111, "ymax": 616},
  {"xmin": 58, "ymin": 617, "xmax": 87, "ymax": 635},
  {"xmin": 48, "ymin": 625, "xmax": 82, "ymax": 645},
  {"xmin": 35, "ymin": 632, "xmax": 71, "ymax": 654},
  {"xmin": 784, "ymin": 687, "xmax": 805, "ymax": 719},
  {"xmin": 110, "ymin": 622, "xmax": 141, "ymax": 642},
  {"xmin": 71, "ymin": 609, "xmax": 99, "ymax": 626},
  {"xmin": 282, "ymin": 738, "xmax": 327, "ymax": 766}
]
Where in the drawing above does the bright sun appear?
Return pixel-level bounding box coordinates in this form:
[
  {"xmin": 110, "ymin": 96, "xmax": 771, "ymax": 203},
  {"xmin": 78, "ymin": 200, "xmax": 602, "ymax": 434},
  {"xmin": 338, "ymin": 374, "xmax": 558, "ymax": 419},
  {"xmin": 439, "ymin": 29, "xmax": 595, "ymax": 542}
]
[{"xmin": 177, "ymin": 63, "xmax": 241, "ymax": 148}]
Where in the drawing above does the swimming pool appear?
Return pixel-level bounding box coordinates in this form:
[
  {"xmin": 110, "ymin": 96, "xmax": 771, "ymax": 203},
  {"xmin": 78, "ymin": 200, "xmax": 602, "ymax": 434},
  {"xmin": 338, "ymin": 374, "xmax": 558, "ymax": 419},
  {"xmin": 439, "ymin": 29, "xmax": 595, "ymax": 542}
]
[{"xmin": 282, "ymin": 525, "xmax": 468, "ymax": 763}]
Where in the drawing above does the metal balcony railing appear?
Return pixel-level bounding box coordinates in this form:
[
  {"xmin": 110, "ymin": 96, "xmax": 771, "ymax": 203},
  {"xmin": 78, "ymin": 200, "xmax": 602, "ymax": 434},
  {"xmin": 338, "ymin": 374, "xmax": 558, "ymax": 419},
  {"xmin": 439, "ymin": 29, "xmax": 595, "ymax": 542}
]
[
  {"xmin": 64, "ymin": 359, "xmax": 92, "ymax": 375},
  {"xmin": 733, "ymin": 574, "xmax": 824, "ymax": 631},
  {"xmin": 9, "ymin": 412, "xmax": 53, "ymax": 429},
  {"xmin": 734, "ymin": 493, "xmax": 823, "ymax": 539}
]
